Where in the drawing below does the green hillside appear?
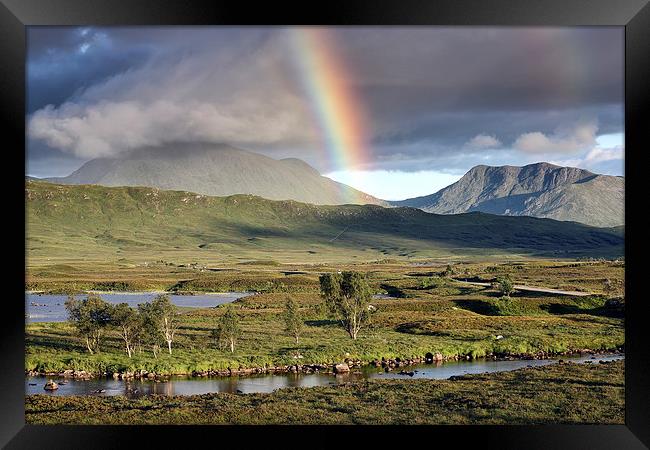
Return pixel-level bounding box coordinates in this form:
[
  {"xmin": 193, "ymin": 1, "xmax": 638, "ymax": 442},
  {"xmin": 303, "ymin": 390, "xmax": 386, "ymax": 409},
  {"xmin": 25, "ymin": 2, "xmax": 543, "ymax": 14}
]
[{"xmin": 26, "ymin": 180, "xmax": 624, "ymax": 264}]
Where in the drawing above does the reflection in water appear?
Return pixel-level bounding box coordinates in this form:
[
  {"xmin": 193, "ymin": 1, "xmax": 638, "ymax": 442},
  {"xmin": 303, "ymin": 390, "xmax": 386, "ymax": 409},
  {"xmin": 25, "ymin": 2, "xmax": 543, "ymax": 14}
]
[{"xmin": 26, "ymin": 353, "xmax": 624, "ymax": 397}]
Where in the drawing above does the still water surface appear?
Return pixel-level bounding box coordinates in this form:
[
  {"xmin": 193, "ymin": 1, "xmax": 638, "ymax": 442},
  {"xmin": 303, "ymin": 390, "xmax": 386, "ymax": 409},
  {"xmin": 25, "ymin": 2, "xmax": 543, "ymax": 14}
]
[
  {"xmin": 25, "ymin": 292, "xmax": 251, "ymax": 323},
  {"xmin": 26, "ymin": 292, "xmax": 392, "ymax": 322},
  {"xmin": 26, "ymin": 353, "xmax": 623, "ymax": 397}
]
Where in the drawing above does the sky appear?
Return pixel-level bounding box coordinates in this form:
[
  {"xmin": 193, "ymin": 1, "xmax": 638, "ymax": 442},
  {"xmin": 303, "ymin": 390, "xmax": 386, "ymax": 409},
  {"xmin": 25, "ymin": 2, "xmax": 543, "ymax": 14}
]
[{"xmin": 26, "ymin": 26, "xmax": 624, "ymax": 200}]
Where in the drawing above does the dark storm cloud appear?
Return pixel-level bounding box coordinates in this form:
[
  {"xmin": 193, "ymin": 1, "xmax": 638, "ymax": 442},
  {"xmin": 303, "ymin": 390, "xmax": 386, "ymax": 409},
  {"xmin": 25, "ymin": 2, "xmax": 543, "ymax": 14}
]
[
  {"xmin": 27, "ymin": 28, "xmax": 150, "ymax": 113},
  {"xmin": 336, "ymin": 27, "xmax": 623, "ymax": 157},
  {"xmin": 26, "ymin": 26, "xmax": 624, "ymax": 177},
  {"xmin": 27, "ymin": 27, "xmax": 273, "ymax": 113}
]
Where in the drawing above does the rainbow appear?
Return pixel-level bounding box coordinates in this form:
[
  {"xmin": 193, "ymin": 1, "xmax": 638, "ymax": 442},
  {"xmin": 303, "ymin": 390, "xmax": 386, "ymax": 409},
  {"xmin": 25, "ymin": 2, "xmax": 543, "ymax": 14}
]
[{"xmin": 289, "ymin": 28, "xmax": 370, "ymax": 177}]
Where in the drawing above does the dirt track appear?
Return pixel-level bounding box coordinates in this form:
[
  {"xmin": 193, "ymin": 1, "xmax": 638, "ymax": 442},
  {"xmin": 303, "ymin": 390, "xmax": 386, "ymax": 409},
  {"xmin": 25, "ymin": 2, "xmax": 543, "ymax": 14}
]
[{"xmin": 454, "ymin": 280, "xmax": 592, "ymax": 297}]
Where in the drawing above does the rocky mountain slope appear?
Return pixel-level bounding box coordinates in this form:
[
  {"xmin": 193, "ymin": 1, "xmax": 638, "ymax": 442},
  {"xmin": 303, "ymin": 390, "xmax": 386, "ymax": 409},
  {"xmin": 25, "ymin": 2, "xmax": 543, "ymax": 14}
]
[{"xmin": 392, "ymin": 163, "xmax": 624, "ymax": 227}]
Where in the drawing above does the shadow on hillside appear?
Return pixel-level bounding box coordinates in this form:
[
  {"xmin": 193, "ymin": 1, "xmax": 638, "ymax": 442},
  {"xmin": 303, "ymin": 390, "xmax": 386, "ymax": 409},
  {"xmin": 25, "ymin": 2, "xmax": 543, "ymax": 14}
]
[
  {"xmin": 405, "ymin": 271, "xmax": 437, "ymax": 277},
  {"xmin": 179, "ymin": 325, "xmax": 213, "ymax": 332},
  {"xmin": 394, "ymin": 321, "xmax": 450, "ymax": 336},
  {"xmin": 25, "ymin": 338, "xmax": 77, "ymax": 352},
  {"xmin": 540, "ymin": 303, "xmax": 624, "ymax": 318},
  {"xmin": 379, "ymin": 284, "xmax": 409, "ymax": 298},
  {"xmin": 305, "ymin": 319, "xmax": 338, "ymax": 327},
  {"xmin": 510, "ymin": 289, "xmax": 560, "ymax": 299},
  {"xmin": 452, "ymin": 299, "xmax": 500, "ymax": 316}
]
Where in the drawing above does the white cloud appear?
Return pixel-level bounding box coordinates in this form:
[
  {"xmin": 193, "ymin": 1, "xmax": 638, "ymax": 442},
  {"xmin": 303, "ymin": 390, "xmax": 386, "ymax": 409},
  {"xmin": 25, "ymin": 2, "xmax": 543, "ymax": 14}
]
[
  {"xmin": 583, "ymin": 145, "xmax": 624, "ymax": 165},
  {"xmin": 28, "ymin": 32, "xmax": 320, "ymax": 159},
  {"xmin": 29, "ymin": 98, "xmax": 314, "ymax": 159},
  {"xmin": 513, "ymin": 121, "xmax": 598, "ymax": 154},
  {"xmin": 465, "ymin": 134, "xmax": 501, "ymax": 149},
  {"xmin": 549, "ymin": 144, "xmax": 624, "ymax": 172}
]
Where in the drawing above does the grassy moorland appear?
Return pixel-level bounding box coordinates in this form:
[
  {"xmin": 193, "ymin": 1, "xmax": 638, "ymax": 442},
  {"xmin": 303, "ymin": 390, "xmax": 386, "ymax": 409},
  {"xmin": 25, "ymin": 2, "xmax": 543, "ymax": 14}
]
[
  {"xmin": 26, "ymin": 180, "xmax": 624, "ymax": 268},
  {"xmin": 25, "ymin": 360, "xmax": 624, "ymax": 425},
  {"xmin": 24, "ymin": 180, "xmax": 625, "ymax": 425},
  {"xmin": 26, "ymin": 257, "xmax": 625, "ymax": 296},
  {"xmin": 25, "ymin": 260, "xmax": 624, "ymax": 376}
]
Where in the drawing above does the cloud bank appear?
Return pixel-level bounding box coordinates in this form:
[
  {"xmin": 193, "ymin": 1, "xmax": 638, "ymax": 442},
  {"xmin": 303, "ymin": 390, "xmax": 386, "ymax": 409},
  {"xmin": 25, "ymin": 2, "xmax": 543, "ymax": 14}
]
[{"xmin": 27, "ymin": 27, "xmax": 624, "ymax": 176}]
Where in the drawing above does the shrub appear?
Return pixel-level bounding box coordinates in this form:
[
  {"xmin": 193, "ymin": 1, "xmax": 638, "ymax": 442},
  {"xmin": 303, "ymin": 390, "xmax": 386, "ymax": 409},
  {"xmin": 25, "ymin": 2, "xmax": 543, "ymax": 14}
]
[{"xmin": 495, "ymin": 276, "xmax": 514, "ymax": 297}]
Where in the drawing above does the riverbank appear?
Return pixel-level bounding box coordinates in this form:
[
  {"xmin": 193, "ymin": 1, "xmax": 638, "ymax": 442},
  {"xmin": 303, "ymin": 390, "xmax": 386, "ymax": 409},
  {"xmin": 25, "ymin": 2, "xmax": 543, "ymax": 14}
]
[
  {"xmin": 26, "ymin": 291, "xmax": 624, "ymax": 377},
  {"xmin": 25, "ymin": 359, "xmax": 625, "ymax": 425},
  {"xmin": 25, "ymin": 348, "xmax": 624, "ymax": 380},
  {"xmin": 26, "ymin": 260, "xmax": 624, "ymax": 379}
]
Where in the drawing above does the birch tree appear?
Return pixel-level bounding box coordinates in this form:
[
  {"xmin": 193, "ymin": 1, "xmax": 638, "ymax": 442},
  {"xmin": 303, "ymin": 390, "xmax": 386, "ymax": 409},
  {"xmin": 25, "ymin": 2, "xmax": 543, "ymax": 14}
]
[
  {"xmin": 319, "ymin": 271, "xmax": 373, "ymax": 340},
  {"xmin": 65, "ymin": 294, "xmax": 112, "ymax": 354},
  {"xmin": 283, "ymin": 296, "xmax": 303, "ymax": 344},
  {"xmin": 138, "ymin": 295, "xmax": 179, "ymax": 356},
  {"xmin": 110, "ymin": 303, "xmax": 141, "ymax": 358},
  {"xmin": 214, "ymin": 306, "xmax": 241, "ymax": 353},
  {"xmin": 152, "ymin": 295, "xmax": 179, "ymax": 355},
  {"xmin": 137, "ymin": 302, "xmax": 161, "ymax": 358}
]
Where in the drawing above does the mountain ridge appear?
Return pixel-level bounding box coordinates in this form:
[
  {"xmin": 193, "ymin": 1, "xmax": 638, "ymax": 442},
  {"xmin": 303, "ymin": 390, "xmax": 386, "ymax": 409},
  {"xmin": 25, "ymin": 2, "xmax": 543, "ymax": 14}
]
[
  {"xmin": 26, "ymin": 179, "xmax": 623, "ymax": 262},
  {"xmin": 391, "ymin": 162, "xmax": 624, "ymax": 227},
  {"xmin": 46, "ymin": 143, "xmax": 386, "ymax": 207}
]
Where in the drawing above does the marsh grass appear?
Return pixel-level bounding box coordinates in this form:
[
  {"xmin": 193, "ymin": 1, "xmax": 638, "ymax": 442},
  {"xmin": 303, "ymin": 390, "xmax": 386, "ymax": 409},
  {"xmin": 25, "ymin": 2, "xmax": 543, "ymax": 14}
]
[
  {"xmin": 25, "ymin": 360, "xmax": 624, "ymax": 425},
  {"xmin": 26, "ymin": 261, "xmax": 624, "ymax": 375}
]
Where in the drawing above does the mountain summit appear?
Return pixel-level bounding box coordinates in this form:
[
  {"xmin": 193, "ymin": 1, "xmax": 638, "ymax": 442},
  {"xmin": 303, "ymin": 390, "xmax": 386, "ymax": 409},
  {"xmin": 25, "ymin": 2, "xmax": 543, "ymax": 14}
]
[
  {"xmin": 47, "ymin": 144, "xmax": 385, "ymax": 206},
  {"xmin": 392, "ymin": 162, "xmax": 624, "ymax": 227}
]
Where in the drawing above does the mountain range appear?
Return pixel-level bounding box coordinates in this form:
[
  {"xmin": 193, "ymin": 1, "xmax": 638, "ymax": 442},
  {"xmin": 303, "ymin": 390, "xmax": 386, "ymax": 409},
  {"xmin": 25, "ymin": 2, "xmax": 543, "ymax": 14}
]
[
  {"xmin": 392, "ymin": 163, "xmax": 624, "ymax": 227},
  {"xmin": 26, "ymin": 180, "xmax": 624, "ymax": 262},
  {"xmin": 42, "ymin": 145, "xmax": 623, "ymax": 227}
]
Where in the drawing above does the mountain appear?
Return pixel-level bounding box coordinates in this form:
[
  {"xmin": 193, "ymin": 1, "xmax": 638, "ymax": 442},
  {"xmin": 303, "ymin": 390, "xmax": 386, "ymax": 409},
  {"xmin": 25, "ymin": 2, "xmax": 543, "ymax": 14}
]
[
  {"xmin": 26, "ymin": 180, "xmax": 624, "ymax": 262},
  {"xmin": 47, "ymin": 144, "xmax": 385, "ymax": 206},
  {"xmin": 392, "ymin": 163, "xmax": 624, "ymax": 227}
]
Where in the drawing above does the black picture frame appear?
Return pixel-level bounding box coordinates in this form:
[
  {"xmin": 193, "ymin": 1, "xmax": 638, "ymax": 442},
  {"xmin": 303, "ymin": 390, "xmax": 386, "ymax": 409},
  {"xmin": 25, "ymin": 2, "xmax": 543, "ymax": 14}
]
[{"xmin": 2, "ymin": 0, "xmax": 648, "ymax": 447}]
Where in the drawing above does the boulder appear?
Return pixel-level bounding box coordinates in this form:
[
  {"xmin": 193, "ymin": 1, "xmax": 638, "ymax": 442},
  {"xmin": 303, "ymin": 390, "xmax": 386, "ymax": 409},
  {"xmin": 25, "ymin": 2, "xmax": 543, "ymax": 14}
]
[
  {"xmin": 44, "ymin": 380, "xmax": 58, "ymax": 391},
  {"xmin": 333, "ymin": 363, "xmax": 350, "ymax": 374}
]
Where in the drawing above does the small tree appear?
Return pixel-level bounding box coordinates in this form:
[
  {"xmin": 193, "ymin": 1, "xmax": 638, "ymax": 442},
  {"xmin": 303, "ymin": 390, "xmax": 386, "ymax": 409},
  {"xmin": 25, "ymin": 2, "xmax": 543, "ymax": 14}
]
[
  {"xmin": 496, "ymin": 275, "xmax": 514, "ymax": 297},
  {"xmin": 65, "ymin": 294, "xmax": 112, "ymax": 354},
  {"xmin": 110, "ymin": 303, "xmax": 141, "ymax": 358},
  {"xmin": 319, "ymin": 271, "xmax": 373, "ymax": 340},
  {"xmin": 151, "ymin": 295, "xmax": 179, "ymax": 355},
  {"xmin": 442, "ymin": 264, "xmax": 455, "ymax": 277},
  {"xmin": 283, "ymin": 297, "xmax": 303, "ymax": 344},
  {"xmin": 137, "ymin": 302, "xmax": 161, "ymax": 358},
  {"xmin": 214, "ymin": 306, "xmax": 241, "ymax": 353}
]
